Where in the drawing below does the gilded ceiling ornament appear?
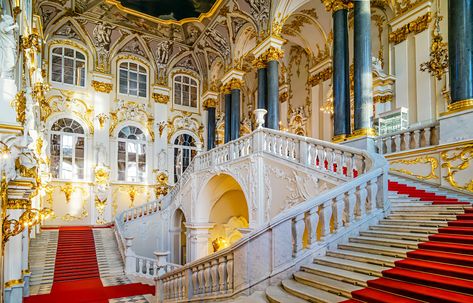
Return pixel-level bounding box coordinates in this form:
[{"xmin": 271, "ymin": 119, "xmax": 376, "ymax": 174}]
[
  {"xmin": 152, "ymin": 93, "xmax": 170, "ymax": 104},
  {"xmin": 389, "ymin": 12, "xmax": 431, "ymax": 45},
  {"xmin": 246, "ymin": 0, "xmax": 270, "ymax": 36},
  {"xmin": 91, "ymin": 80, "xmax": 113, "ymax": 93}
]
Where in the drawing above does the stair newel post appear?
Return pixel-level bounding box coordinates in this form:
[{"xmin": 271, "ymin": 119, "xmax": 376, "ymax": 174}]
[
  {"xmin": 367, "ymin": 178, "xmax": 378, "ymax": 213},
  {"xmin": 320, "ymin": 200, "xmax": 333, "ymax": 240},
  {"xmin": 210, "ymin": 259, "xmax": 219, "ymax": 294},
  {"xmin": 184, "ymin": 268, "xmax": 192, "ymax": 300},
  {"xmin": 356, "ymin": 183, "xmax": 368, "ymax": 219},
  {"xmin": 345, "ymin": 188, "xmax": 357, "ymax": 225},
  {"xmin": 291, "ymin": 213, "xmax": 306, "ymax": 257},
  {"xmin": 304, "ymin": 207, "xmax": 319, "ymax": 248},
  {"xmin": 334, "ymin": 194, "xmax": 345, "ymax": 231},
  {"xmin": 156, "ymin": 277, "xmax": 164, "ymax": 303},
  {"xmin": 124, "ymin": 236, "xmax": 136, "ymax": 275}
]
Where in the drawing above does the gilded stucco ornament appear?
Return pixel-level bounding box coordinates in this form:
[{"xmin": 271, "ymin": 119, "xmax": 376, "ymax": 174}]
[
  {"xmin": 441, "ymin": 144, "xmax": 473, "ymax": 192},
  {"xmin": 60, "ymin": 182, "xmax": 75, "ymax": 204},
  {"xmin": 390, "ymin": 156, "xmax": 439, "ymax": 180},
  {"xmin": 420, "ymin": 12, "xmax": 448, "ymax": 81},
  {"xmin": 322, "ymin": 0, "xmax": 353, "ymax": 12},
  {"xmin": 203, "ymin": 98, "xmax": 218, "ymax": 109},
  {"xmin": 389, "ymin": 12, "xmax": 432, "ymax": 45},
  {"xmin": 152, "ymin": 93, "xmax": 170, "ymax": 104},
  {"xmin": 96, "ymin": 113, "xmax": 109, "ymax": 128},
  {"xmin": 91, "ymin": 80, "xmax": 113, "ymax": 93},
  {"xmin": 11, "ymin": 90, "xmax": 26, "ymax": 125},
  {"xmin": 308, "ymin": 67, "xmax": 332, "ymax": 87}
]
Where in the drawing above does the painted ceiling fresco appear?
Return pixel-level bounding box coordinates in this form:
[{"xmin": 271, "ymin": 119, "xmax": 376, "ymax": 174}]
[{"xmin": 119, "ymin": 0, "xmax": 218, "ymax": 20}]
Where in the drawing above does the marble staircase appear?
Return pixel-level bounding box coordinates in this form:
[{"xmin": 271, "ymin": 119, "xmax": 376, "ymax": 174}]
[{"xmin": 265, "ymin": 180, "xmax": 473, "ymax": 303}]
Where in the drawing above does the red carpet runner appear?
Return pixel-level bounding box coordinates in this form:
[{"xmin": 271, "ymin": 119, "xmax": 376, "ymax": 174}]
[
  {"xmin": 341, "ymin": 181, "xmax": 473, "ymax": 303},
  {"xmin": 25, "ymin": 226, "xmax": 154, "ymax": 303}
]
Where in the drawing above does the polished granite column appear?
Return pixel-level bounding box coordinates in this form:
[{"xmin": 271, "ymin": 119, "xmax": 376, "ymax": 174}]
[
  {"xmin": 257, "ymin": 60, "xmax": 268, "ymax": 125},
  {"xmin": 353, "ymin": 0, "xmax": 374, "ymax": 136},
  {"xmin": 204, "ymin": 102, "xmax": 216, "ymax": 150},
  {"xmin": 448, "ymin": 0, "xmax": 473, "ymax": 110},
  {"xmin": 332, "ymin": 5, "xmax": 351, "ymax": 141},
  {"xmin": 267, "ymin": 49, "xmax": 283, "ymax": 130},
  {"xmin": 224, "ymin": 89, "xmax": 232, "ymax": 143},
  {"xmin": 230, "ymin": 80, "xmax": 241, "ymax": 140}
]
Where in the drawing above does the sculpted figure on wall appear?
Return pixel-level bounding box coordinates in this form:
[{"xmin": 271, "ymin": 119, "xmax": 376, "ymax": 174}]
[
  {"xmin": 205, "ymin": 28, "xmax": 230, "ymax": 59},
  {"xmin": 0, "ymin": 14, "xmax": 19, "ymax": 79},
  {"xmin": 156, "ymin": 40, "xmax": 173, "ymax": 82},
  {"xmin": 247, "ymin": 0, "xmax": 270, "ymax": 34},
  {"xmin": 93, "ymin": 22, "xmax": 113, "ymax": 71}
]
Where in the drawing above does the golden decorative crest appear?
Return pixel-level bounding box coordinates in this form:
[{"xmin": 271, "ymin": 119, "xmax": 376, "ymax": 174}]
[
  {"xmin": 91, "ymin": 80, "xmax": 113, "ymax": 93},
  {"xmin": 94, "ymin": 166, "xmax": 111, "ymax": 187},
  {"xmin": 441, "ymin": 144, "xmax": 473, "ymax": 192},
  {"xmin": 152, "ymin": 93, "xmax": 170, "ymax": 104},
  {"xmin": 60, "ymin": 182, "xmax": 75, "ymax": 204},
  {"xmin": 96, "ymin": 113, "xmax": 110, "ymax": 128},
  {"xmin": 389, "ymin": 12, "xmax": 431, "ymax": 45},
  {"xmin": 11, "ymin": 91, "xmax": 26, "ymax": 125}
]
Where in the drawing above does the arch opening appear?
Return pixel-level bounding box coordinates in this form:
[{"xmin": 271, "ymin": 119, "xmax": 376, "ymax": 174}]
[{"xmin": 171, "ymin": 209, "xmax": 187, "ymax": 265}]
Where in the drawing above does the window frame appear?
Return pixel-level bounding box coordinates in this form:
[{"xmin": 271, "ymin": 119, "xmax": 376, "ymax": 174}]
[
  {"xmin": 49, "ymin": 118, "xmax": 87, "ymax": 181},
  {"xmin": 172, "ymin": 133, "xmax": 198, "ymax": 183},
  {"xmin": 49, "ymin": 46, "xmax": 87, "ymax": 88},
  {"xmin": 117, "ymin": 61, "xmax": 149, "ymax": 99},
  {"xmin": 173, "ymin": 74, "xmax": 199, "ymax": 112},
  {"xmin": 117, "ymin": 126, "xmax": 147, "ymax": 183}
]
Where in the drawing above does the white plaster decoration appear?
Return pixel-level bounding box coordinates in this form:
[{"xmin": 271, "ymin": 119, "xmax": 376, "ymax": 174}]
[{"xmin": 0, "ymin": 14, "xmax": 19, "ymax": 80}]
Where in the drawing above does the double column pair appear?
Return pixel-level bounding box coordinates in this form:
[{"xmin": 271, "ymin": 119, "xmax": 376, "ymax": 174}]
[
  {"xmin": 327, "ymin": 0, "xmax": 374, "ymax": 141},
  {"xmin": 223, "ymin": 78, "xmax": 243, "ymax": 143}
]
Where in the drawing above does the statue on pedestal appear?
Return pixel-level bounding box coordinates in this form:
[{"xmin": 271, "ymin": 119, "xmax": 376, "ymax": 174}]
[{"xmin": 0, "ymin": 14, "xmax": 19, "ymax": 79}]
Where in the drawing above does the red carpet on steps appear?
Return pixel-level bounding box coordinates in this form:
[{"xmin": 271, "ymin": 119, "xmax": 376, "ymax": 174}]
[
  {"xmin": 340, "ymin": 181, "xmax": 473, "ymax": 303},
  {"xmin": 25, "ymin": 226, "xmax": 154, "ymax": 303}
]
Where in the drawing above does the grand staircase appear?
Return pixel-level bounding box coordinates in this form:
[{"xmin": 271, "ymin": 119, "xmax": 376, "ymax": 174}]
[{"xmin": 266, "ymin": 177, "xmax": 473, "ymax": 303}]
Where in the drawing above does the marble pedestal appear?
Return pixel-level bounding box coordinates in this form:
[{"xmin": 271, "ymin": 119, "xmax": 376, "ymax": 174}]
[
  {"xmin": 439, "ymin": 109, "xmax": 473, "ymax": 144},
  {"xmin": 4, "ymin": 283, "xmax": 23, "ymax": 303},
  {"xmin": 340, "ymin": 136, "xmax": 376, "ymax": 153}
]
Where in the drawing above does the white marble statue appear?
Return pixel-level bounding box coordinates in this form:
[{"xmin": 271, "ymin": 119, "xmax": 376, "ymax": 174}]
[{"xmin": 0, "ymin": 14, "xmax": 19, "ymax": 79}]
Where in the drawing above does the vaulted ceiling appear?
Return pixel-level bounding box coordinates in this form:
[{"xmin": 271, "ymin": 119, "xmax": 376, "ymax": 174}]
[{"xmin": 118, "ymin": 0, "xmax": 218, "ymax": 20}]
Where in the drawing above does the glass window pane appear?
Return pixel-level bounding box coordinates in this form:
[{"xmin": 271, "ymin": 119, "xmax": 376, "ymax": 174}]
[
  {"xmin": 52, "ymin": 47, "xmax": 62, "ymax": 54},
  {"xmin": 76, "ymin": 51, "xmax": 85, "ymax": 60},
  {"xmin": 64, "ymin": 47, "xmax": 74, "ymax": 57}
]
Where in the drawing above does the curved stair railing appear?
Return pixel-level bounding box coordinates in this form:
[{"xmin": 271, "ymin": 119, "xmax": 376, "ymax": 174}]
[{"xmin": 114, "ymin": 128, "xmax": 389, "ymax": 289}]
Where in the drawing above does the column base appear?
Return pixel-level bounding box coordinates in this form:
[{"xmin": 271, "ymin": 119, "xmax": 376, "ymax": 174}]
[
  {"xmin": 439, "ymin": 107, "xmax": 473, "ymax": 144},
  {"xmin": 340, "ymin": 135, "xmax": 376, "ymax": 153},
  {"xmin": 4, "ymin": 280, "xmax": 24, "ymax": 303},
  {"xmin": 332, "ymin": 134, "xmax": 348, "ymax": 143}
]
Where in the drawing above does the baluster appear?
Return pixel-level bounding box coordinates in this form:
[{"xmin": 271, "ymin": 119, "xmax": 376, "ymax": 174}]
[
  {"xmin": 204, "ymin": 262, "xmax": 212, "ymax": 293},
  {"xmin": 316, "ymin": 146, "xmax": 324, "ymax": 168},
  {"xmin": 324, "ymin": 148, "xmax": 332, "ymax": 171},
  {"xmin": 226, "ymin": 255, "xmax": 234, "ymax": 291},
  {"xmin": 218, "ymin": 257, "xmax": 226, "ymax": 293},
  {"xmin": 138, "ymin": 259, "xmax": 143, "ymax": 275},
  {"xmin": 413, "ymin": 129, "xmax": 421, "ymax": 148},
  {"xmin": 356, "ymin": 183, "xmax": 368, "ymax": 218},
  {"xmin": 210, "ymin": 259, "xmax": 219, "ymax": 294},
  {"xmin": 394, "ymin": 134, "xmax": 401, "ymax": 152},
  {"xmin": 377, "ymin": 138, "xmax": 384, "ymax": 154},
  {"xmin": 146, "ymin": 260, "xmax": 151, "ymax": 276},
  {"xmin": 173, "ymin": 275, "xmax": 178, "ymax": 299},
  {"xmin": 334, "ymin": 195, "xmax": 345, "ymax": 230},
  {"xmin": 424, "ymin": 127, "xmax": 432, "ymax": 147},
  {"xmin": 320, "ymin": 201, "xmax": 332, "ymax": 240},
  {"xmin": 403, "ymin": 132, "xmax": 411, "ymax": 151},
  {"xmin": 386, "ymin": 136, "xmax": 393, "ymax": 154},
  {"xmin": 153, "ymin": 261, "xmax": 158, "ymax": 277},
  {"xmin": 292, "ymin": 213, "xmax": 306, "ymax": 257},
  {"xmin": 197, "ymin": 264, "xmax": 205, "ymax": 295},
  {"xmin": 367, "ymin": 178, "xmax": 379, "ymax": 213},
  {"xmin": 345, "ymin": 189, "xmax": 357, "ymax": 226},
  {"xmin": 344, "ymin": 152, "xmax": 353, "ymax": 178},
  {"xmin": 191, "ymin": 267, "xmax": 198, "ymax": 296},
  {"xmin": 304, "ymin": 208, "xmax": 319, "ymax": 247}
]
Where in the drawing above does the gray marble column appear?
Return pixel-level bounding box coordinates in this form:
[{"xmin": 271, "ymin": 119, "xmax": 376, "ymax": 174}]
[
  {"xmin": 231, "ymin": 88, "xmax": 241, "ymax": 141},
  {"xmin": 224, "ymin": 92, "xmax": 232, "ymax": 143},
  {"xmin": 257, "ymin": 64, "xmax": 268, "ymax": 125},
  {"xmin": 206, "ymin": 106, "xmax": 216, "ymax": 150},
  {"xmin": 448, "ymin": 0, "xmax": 473, "ymax": 106},
  {"xmin": 353, "ymin": 0, "xmax": 373, "ymax": 134},
  {"xmin": 267, "ymin": 60, "xmax": 279, "ymax": 129},
  {"xmin": 332, "ymin": 7, "xmax": 351, "ymax": 139}
]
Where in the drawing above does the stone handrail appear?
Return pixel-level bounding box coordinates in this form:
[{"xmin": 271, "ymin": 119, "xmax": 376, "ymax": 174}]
[
  {"xmin": 153, "ymin": 129, "xmax": 388, "ymax": 302},
  {"xmin": 375, "ymin": 121, "xmax": 439, "ymax": 155}
]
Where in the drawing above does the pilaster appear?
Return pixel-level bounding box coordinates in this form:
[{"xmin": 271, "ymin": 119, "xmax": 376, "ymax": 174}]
[
  {"xmin": 185, "ymin": 223, "xmax": 215, "ymax": 262},
  {"xmin": 152, "ymin": 85, "xmax": 171, "ymax": 175}
]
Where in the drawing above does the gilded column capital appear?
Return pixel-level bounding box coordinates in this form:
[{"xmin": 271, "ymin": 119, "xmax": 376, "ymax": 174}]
[
  {"xmin": 252, "ymin": 57, "xmax": 267, "ymax": 69},
  {"xmin": 152, "ymin": 93, "xmax": 170, "ymax": 104},
  {"xmin": 203, "ymin": 99, "xmax": 218, "ymax": 110},
  {"xmin": 91, "ymin": 80, "xmax": 113, "ymax": 93},
  {"xmin": 228, "ymin": 78, "xmax": 244, "ymax": 90},
  {"xmin": 263, "ymin": 47, "xmax": 284, "ymax": 62},
  {"xmin": 322, "ymin": 0, "xmax": 353, "ymax": 12},
  {"xmin": 221, "ymin": 84, "xmax": 231, "ymax": 95}
]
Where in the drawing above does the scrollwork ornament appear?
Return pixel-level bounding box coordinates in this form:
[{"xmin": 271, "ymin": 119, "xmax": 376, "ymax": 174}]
[
  {"xmin": 91, "ymin": 80, "xmax": 113, "ymax": 93},
  {"xmin": 420, "ymin": 12, "xmax": 448, "ymax": 80},
  {"xmin": 390, "ymin": 156, "xmax": 439, "ymax": 180},
  {"xmin": 152, "ymin": 93, "xmax": 170, "ymax": 104},
  {"xmin": 441, "ymin": 145, "xmax": 473, "ymax": 192}
]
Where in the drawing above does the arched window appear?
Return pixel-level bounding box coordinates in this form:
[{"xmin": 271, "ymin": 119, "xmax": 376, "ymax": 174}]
[
  {"xmin": 50, "ymin": 118, "xmax": 86, "ymax": 180},
  {"xmin": 117, "ymin": 126, "xmax": 146, "ymax": 182},
  {"xmin": 51, "ymin": 46, "xmax": 86, "ymax": 87},
  {"xmin": 173, "ymin": 75, "xmax": 198, "ymax": 108},
  {"xmin": 119, "ymin": 61, "xmax": 148, "ymax": 98},
  {"xmin": 173, "ymin": 134, "xmax": 197, "ymax": 183}
]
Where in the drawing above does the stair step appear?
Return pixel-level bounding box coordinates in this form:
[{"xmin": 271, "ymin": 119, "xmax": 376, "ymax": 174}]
[
  {"xmin": 407, "ymin": 249, "xmax": 473, "ymax": 267},
  {"xmin": 379, "ymin": 219, "xmax": 448, "ymax": 227},
  {"xmin": 387, "ymin": 214, "xmax": 456, "ymax": 220},
  {"xmin": 429, "ymin": 233, "xmax": 473, "ymax": 244},
  {"xmin": 301, "ymin": 263, "xmax": 372, "ymax": 287},
  {"xmin": 438, "ymin": 226, "xmax": 473, "ymax": 235},
  {"xmin": 294, "ymin": 271, "xmax": 361, "ymax": 298},
  {"xmin": 359, "ymin": 230, "xmax": 429, "ymax": 241},
  {"xmin": 338, "ymin": 243, "xmax": 409, "ymax": 258},
  {"xmin": 418, "ymin": 241, "xmax": 473, "ymax": 254},
  {"xmin": 349, "ymin": 236, "xmax": 419, "ymax": 250},
  {"xmin": 350, "ymin": 287, "xmax": 424, "ymax": 303},
  {"xmin": 314, "ymin": 256, "xmax": 388, "ymax": 277},
  {"xmin": 326, "ymin": 249, "xmax": 400, "ymax": 267},
  {"xmin": 370, "ymin": 225, "xmax": 438, "ymax": 234},
  {"xmin": 265, "ymin": 285, "xmax": 308, "ymax": 303},
  {"xmin": 281, "ymin": 279, "xmax": 346, "ymax": 303},
  {"xmin": 395, "ymin": 258, "xmax": 473, "ymax": 280},
  {"xmin": 449, "ymin": 220, "xmax": 473, "ymax": 227}
]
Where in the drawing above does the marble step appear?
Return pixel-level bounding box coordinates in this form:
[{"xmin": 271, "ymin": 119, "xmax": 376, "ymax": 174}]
[
  {"xmin": 338, "ymin": 242, "xmax": 409, "ymax": 258},
  {"xmin": 349, "ymin": 236, "xmax": 419, "ymax": 250},
  {"xmin": 326, "ymin": 249, "xmax": 400, "ymax": 267},
  {"xmin": 281, "ymin": 279, "xmax": 346, "ymax": 303},
  {"xmin": 293, "ymin": 271, "xmax": 361, "ymax": 298},
  {"xmin": 369, "ymin": 224, "xmax": 438, "ymax": 234},
  {"xmin": 266, "ymin": 285, "xmax": 308, "ymax": 303},
  {"xmin": 313, "ymin": 256, "xmax": 388, "ymax": 277},
  {"xmin": 378, "ymin": 219, "xmax": 449, "ymax": 227},
  {"xmin": 390, "ymin": 205, "xmax": 466, "ymax": 211},
  {"xmin": 387, "ymin": 214, "xmax": 456, "ymax": 221},
  {"xmin": 359, "ymin": 230, "xmax": 429, "ymax": 242},
  {"xmin": 301, "ymin": 263, "xmax": 371, "ymax": 287},
  {"xmin": 390, "ymin": 209, "xmax": 465, "ymax": 215}
]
